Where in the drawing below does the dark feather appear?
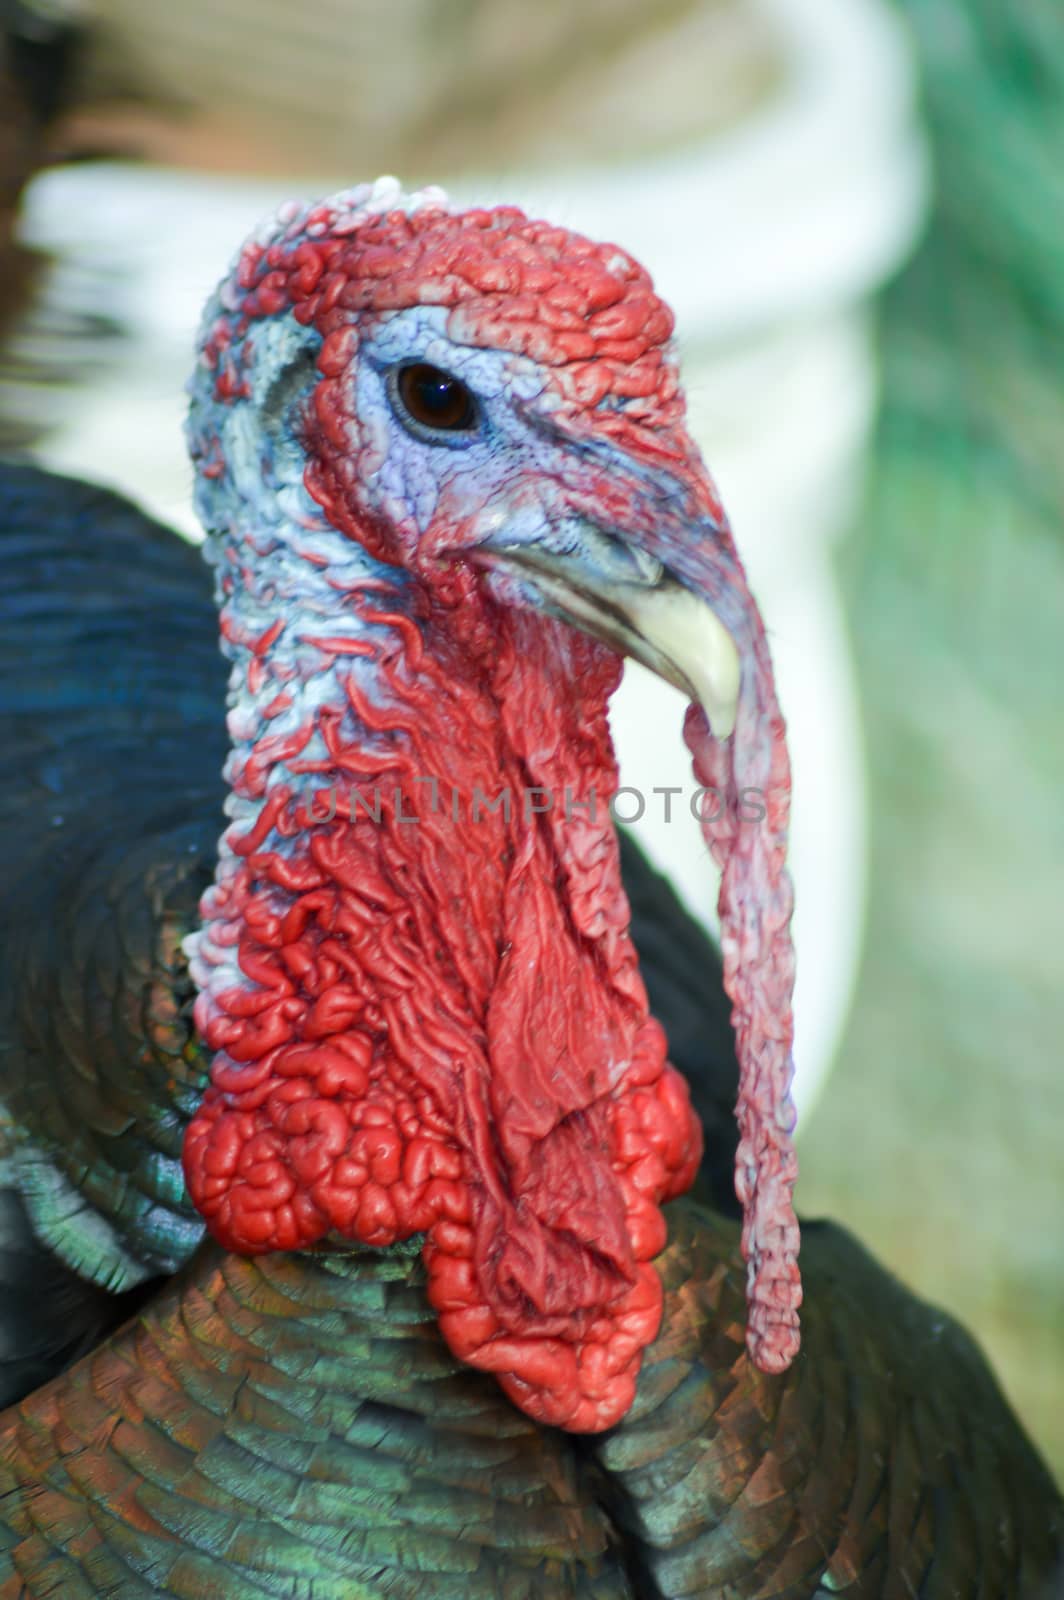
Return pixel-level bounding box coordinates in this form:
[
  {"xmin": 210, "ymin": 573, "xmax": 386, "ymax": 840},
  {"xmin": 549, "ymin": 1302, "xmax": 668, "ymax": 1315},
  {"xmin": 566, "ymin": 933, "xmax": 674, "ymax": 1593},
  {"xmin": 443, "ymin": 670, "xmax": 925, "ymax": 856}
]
[
  {"xmin": 589, "ymin": 1204, "xmax": 1064, "ymax": 1597},
  {"xmin": 0, "ymin": 463, "xmax": 222, "ymax": 1390},
  {"xmin": 0, "ymin": 1205, "xmax": 1060, "ymax": 1596}
]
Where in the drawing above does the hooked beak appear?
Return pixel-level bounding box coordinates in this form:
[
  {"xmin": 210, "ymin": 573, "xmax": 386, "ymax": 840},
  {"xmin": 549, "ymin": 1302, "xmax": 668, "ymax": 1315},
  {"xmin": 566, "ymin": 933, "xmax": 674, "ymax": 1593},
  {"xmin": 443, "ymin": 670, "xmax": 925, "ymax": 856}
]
[{"xmin": 474, "ymin": 524, "xmax": 742, "ymax": 740}]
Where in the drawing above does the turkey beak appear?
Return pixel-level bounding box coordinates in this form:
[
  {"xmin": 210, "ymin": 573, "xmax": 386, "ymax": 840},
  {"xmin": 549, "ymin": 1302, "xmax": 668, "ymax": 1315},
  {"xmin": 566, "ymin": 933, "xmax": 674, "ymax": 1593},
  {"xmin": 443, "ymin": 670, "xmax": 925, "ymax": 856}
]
[
  {"xmin": 475, "ymin": 534, "xmax": 742, "ymax": 741},
  {"xmin": 572, "ymin": 574, "xmax": 740, "ymax": 741}
]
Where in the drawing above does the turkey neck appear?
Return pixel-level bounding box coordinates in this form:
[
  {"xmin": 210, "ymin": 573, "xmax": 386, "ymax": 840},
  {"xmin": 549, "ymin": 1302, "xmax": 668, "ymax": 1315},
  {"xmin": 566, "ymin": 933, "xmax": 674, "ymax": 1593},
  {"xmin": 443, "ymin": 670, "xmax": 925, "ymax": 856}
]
[
  {"xmin": 185, "ymin": 485, "xmax": 702, "ymax": 1431},
  {"xmin": 188, "ymin": 499, "xmax": 653, "ymax": 1236}
]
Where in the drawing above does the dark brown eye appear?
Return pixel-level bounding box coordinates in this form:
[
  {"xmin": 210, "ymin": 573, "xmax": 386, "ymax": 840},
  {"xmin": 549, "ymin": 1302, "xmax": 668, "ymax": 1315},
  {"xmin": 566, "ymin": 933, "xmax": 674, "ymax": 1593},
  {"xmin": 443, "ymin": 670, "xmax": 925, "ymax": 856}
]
[{"xmin": 394, "ymin": 362, "xmax": 478, "ymax": 435}]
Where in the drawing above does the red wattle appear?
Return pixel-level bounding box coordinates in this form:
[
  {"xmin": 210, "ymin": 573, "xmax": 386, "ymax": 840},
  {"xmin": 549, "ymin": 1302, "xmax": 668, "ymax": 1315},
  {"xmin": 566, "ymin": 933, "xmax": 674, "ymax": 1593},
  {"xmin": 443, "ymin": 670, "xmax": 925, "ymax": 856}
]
[{"xmin": 184, "ymin": 599, "xmax": 702, "ymax": 1432}]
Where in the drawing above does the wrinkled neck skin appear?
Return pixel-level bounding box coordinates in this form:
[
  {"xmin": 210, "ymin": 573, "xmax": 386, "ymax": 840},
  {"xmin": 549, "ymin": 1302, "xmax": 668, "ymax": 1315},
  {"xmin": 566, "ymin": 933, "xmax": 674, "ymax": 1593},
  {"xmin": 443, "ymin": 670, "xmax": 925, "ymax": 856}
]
[{"xmin": 184, "ymin": 469, "xmax": 702, "ymax": 1433}]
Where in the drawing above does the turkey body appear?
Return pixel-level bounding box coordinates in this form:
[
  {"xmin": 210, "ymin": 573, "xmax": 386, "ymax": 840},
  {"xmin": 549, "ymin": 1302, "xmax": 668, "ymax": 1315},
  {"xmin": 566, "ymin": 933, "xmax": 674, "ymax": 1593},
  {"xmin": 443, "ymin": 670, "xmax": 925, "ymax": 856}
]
[{"xmin": 0, "ymin": 462, "xmax": 1061, "ymax": 1596}]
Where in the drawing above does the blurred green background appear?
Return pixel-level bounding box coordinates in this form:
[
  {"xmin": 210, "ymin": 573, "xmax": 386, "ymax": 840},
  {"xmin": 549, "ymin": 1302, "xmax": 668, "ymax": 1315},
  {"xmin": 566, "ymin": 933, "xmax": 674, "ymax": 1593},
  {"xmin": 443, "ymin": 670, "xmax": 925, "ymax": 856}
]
[{"xmin": 799, "ymin": 0, "xmax": 1064, "ymax": 1480}]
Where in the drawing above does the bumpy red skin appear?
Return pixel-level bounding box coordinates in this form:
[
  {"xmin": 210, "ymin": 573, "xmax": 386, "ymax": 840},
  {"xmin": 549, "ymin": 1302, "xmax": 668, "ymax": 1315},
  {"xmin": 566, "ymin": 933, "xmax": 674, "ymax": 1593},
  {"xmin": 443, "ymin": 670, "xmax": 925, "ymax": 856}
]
[
  {"xmin": 187, "ymin": 612, "xmax": 701, "ymax": 1432},
  {"xmin": 185, "ymin": 200, "xmax": 795, "ymax": 1431}
]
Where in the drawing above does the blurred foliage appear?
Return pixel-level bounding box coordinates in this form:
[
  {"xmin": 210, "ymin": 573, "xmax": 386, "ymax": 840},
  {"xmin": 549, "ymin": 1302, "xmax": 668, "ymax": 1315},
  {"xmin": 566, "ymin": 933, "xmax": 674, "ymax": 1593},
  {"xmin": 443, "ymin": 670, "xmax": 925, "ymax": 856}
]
[
  {"xmin": 884, "ymin": 0, "xmax": 1064, "ymax": 550},
  {"xmin": 799, "ymin": 0, "xmax": 1064, "ymax": 1482}
]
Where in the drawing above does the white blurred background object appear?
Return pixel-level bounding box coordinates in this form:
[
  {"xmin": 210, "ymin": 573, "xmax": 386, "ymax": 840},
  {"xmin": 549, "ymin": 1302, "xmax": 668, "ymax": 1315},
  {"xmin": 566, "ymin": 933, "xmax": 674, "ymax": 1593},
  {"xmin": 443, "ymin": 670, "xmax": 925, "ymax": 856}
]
[{"xmin": 20, "ymin": 0, "xmax": 927, "ymax": 1123}]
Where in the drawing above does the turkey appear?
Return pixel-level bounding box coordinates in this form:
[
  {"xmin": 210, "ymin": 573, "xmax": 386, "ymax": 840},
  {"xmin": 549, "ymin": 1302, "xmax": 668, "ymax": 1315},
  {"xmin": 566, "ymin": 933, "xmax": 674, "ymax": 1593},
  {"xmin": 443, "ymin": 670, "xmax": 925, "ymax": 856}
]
[{"xmin": 0, "ymin": 178, "xmax": 1061, "ymax": 1596}]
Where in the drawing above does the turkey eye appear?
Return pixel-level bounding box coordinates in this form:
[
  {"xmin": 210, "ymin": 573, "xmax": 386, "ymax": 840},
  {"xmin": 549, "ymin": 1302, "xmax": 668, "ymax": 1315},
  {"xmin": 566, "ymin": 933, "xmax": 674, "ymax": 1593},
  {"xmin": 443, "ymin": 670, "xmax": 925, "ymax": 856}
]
[{"xmin": 394, "ymin": 362, "xmax": 478, "ymax": 436}]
